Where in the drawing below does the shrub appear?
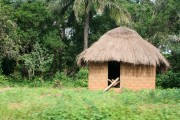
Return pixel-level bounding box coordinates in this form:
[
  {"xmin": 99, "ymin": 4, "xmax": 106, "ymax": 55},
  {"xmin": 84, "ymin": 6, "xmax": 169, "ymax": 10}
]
[
  {"xmin": 74, "ymin": 68, "xmax": 88, "ymax": 87},
  {"xmin": 53, "ymin": 72, "xmax": 73, "ymax": 87},
  {"xmin": 52, "ymin": 68, "xmax": 88, "ymax": 87},
  {"xmin": 0, "ymin": 74, "xmax": 9, "ymax": 86},
  {"xmin": 156, "ymin": 71, "xmax": 180, "ymax": 88}
]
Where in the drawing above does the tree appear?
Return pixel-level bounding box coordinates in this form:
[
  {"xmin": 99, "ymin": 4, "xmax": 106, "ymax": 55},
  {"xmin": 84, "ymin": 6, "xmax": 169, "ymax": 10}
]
[
  {"xmin": 50, "ymin": 0, "xmax": 130, "ymax": 50},
  {"xmin": 124, "ymin": 0, "xmax": 180, "ymax": 88},
  {"xmin": 0, "ymin": 1, "xmax": 20, "ymax": 75},
  {"xmin": 0, "ymin": 1, "xmax": 19, "ymax": 59},
  {"xmin": 20, "ymin": 43, "xmax": 53, "ymax": 79},
  {"xmin": 0, "ymin": 0, "xmax": 63, "ymax": 77},
  {"xmin": 43, "ymin": 30, "xmax": 65, "ymax": 73}
]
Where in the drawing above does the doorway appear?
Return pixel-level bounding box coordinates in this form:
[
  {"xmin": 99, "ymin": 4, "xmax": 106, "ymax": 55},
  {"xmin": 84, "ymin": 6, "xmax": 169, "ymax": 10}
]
[{"xmin": 108, "ymin": 61, "xmax": 120, "ymax": 88}]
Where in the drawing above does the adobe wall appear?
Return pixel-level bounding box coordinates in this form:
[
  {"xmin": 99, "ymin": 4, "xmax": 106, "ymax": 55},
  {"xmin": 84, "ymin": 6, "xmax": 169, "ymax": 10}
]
[
  {"xmin": 88, "ymin": 62, "xmax": 108, "ymax": 90},
  {"xmin": 120, "ymin": 63, "xmax": 156, "ymax": 90}
]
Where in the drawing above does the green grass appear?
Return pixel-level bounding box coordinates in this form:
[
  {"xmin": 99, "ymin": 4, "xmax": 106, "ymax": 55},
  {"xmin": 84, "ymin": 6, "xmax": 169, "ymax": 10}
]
[{"xmin": 0, "ymin": 87, "xmax": 179, "ymax": 120}]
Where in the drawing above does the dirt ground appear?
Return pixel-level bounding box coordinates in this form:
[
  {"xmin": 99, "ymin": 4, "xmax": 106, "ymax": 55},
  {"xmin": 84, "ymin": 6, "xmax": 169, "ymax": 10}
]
[{"xmin": 0, "ymin": 87, "xmax": 12, "ymax": 93}]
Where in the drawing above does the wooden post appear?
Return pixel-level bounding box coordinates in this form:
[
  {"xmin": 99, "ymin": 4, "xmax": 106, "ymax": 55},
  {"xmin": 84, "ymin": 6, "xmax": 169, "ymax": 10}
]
[
  {"xmin": 108, "ymin": 79, "xmax": 112, "ymax": 83},
  {"xmin": 113, "ymin": 81, "xmax": 120, "ymax": 87},
  {"xmin": 103, "ymin": 78, "xmax": 119, "ymax": 92}
]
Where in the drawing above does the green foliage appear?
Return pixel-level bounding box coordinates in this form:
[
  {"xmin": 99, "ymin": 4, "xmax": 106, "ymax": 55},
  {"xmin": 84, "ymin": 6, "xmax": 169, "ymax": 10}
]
[
  {"xmin": 157, "ymin": 71, "xmax": 180, "ymax": 88},
  {"xmin": 53, "ymin": 72, "xmax": 73, "ymax": 87},
  {"xmin": 74, "ymin": 68, "xmax": 88, "ymax": 87},
  {"xmin": 51, "ymin": 0, "xmax": 130, "ymax": 24},
  {"xmin": 156, "ymin": 37, "xmax": 180, "ymax": 89},
  {"xmin": 0, "ymin": 40, "xmax": 20, "ymax": 59},
  {"xmin": 20, "ymin": 43, "xmax": 53, "ymax": 79},
  {"xmin": 52, "ymin": 68, "xmax": 88, "ymax": 87},
  {"xmin": 43, "ymin": 30, "xmax": 65, "ymax": 49},
  {"xmin": 0, "ymin": 74, "xmax": 9, "ymax": 86},
  {"xmin": 89, "ymin": 14, "xmax": 117, "ymax": 44},
  {"xmin": 0, "ymin": 68, "xmax": 87, "ymax": 88},
  {"xmin": 0, "ymin": 1, "xmax": 16, "ymax": 41},
  {"xmin": 15, "ymin": 1, "xmax": 51, "ymax": 30},
  {"xmin": 0, "ymin": 1, "xmax": 19, "ymax": 59},
  {"xmin": 0, "ymin": 0, "xmax": 179, "ymax": 88},
  {"xmin": 0, "ymin": 88, "xmax": 179, "ymax": 119},
  {"xmin": 126, "ymin": 0, "xmax": 180, "ymax": 38}
]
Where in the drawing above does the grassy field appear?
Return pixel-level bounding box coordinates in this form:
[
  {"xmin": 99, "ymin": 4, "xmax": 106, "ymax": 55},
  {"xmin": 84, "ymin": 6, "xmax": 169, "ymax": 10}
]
[{"xmin": 0, "ymin": 87, "xmax": 179, "ymax": 120}]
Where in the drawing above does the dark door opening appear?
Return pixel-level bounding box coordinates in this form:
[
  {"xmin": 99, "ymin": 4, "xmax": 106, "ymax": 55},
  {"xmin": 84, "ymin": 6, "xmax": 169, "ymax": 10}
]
[{"xmin": 108, "ymin": 61, "xmax": 120, "ymax": 88}]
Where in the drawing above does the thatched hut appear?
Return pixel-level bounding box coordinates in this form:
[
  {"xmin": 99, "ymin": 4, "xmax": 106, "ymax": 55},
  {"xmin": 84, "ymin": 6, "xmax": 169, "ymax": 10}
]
[{"xmin": 77, "ymin": 27, "xmax": 169, "ymax": 91}]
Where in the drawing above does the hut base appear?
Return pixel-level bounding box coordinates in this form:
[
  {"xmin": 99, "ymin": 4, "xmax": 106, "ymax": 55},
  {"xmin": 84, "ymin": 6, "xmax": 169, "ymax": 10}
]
[{"xmin": 88, "ymin": 62, "xmax": 156, "ymax": 91}]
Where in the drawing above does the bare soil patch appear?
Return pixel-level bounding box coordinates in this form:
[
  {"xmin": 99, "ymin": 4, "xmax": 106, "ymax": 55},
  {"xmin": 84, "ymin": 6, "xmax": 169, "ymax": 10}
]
[
  {"xmin": 0, "ymin": 87, "xmax": 12, "ymax": 93},
  {"xmin": 8, "ymin": 102, "xmax": 23, "ymax": 110}
]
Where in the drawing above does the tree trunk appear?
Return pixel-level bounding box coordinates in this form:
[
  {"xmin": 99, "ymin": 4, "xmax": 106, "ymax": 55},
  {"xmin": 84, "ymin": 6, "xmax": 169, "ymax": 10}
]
[
  {"xmin": 83, "ymin": 2, "xmax": 90, "ymax": 50},
  {"xmin": 61, "ymin": 26, "xmax": 66, "ymax": 39}
]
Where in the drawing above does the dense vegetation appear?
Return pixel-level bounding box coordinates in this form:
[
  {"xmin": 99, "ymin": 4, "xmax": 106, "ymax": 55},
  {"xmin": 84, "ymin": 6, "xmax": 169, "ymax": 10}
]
[
  {"xmin": 0, "ymin": 0, "xmax": 179, "ymax": 88},
  {"xmin": 0, "ymin": 88, "xmax": 179, "ymax": 120},
  {"xmin": 0, "ymin": 1, "xmax": 179, "ymax": 119}
]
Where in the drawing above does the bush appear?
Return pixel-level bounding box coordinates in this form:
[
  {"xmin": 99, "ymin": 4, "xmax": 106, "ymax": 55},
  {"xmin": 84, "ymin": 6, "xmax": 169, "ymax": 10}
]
[
  {"xmin": 156, "ymin": 71, "xmax": 180, "ymax": 88},
  {"xmin": 74, "ymin": 68, "xmax": 88, "ymax": 87},
  {"xmin": 0, "ymin": 74, "xmax": 9, "ymax": 86},
  {"xmin": 0, "ymin": 68, "xmax": 88, "ymax": 88},
  {"xmin": 53, "ymin": 72, "xmax": 73, "ymax": 87},
  {"xmin": 52, "ymin": 68, "xmax": 88, "ymax": 87}
]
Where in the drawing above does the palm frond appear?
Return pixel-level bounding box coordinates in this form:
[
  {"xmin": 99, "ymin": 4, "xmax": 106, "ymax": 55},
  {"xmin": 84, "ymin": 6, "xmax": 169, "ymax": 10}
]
[
  {"xmin": 91, "ymin": 0, "xmax": 131, "ymax": 25},
  {"xmin": 49, "ymin": 0, "xmax": 74, "ymax": 14},
  {"xmin": 105, "ymin": 1, "xmax": 131, "ymax": 25},
  {"xmin": 92, "ymin": 0, "xmax": 106, "ymax": 15},
  {"xmin": 73, "ymin": 0, "xmax": 85, "ymax": 21}
]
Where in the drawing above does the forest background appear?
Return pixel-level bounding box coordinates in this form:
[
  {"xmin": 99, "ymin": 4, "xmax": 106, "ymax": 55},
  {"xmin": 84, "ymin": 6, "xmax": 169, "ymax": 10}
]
[{"xmin": 0, "ymin": 0, "xmax": 179, "ymax": 88}]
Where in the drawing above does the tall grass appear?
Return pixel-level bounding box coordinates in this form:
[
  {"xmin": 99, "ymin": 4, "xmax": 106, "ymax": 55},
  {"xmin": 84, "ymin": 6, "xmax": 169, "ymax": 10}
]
[{"xmin": 0, "ymin": 87, "xmax": 179, "ymax": 120}]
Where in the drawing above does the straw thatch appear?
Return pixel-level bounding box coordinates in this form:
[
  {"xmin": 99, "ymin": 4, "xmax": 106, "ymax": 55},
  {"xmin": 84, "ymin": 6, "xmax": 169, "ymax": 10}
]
[{"xmin": 77, "ymin": 27, "xmax": 169, "ymax": 70}]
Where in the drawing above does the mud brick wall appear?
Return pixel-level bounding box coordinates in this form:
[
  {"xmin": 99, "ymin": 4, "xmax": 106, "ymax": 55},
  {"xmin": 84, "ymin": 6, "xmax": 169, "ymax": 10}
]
[
  {"xmin": 88, "ymin": 62, "xmax": 108, "ymax": 90},
  {"xmin": 120, "ymin": 63, "xmax": 156, "ymax": 90}
]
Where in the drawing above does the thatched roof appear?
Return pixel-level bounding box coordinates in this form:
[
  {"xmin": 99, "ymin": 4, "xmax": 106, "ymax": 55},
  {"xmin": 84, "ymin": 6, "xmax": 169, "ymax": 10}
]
[{"xmin": 77, "ymin": 27, "xmax": 169, "ymax": 70}]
